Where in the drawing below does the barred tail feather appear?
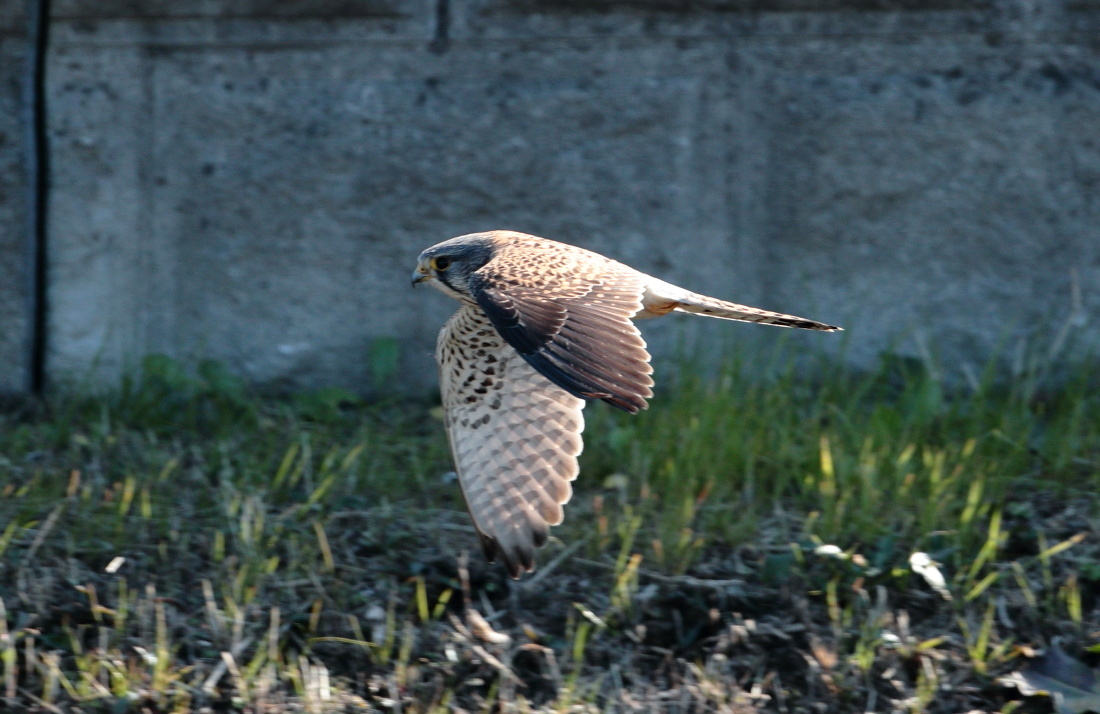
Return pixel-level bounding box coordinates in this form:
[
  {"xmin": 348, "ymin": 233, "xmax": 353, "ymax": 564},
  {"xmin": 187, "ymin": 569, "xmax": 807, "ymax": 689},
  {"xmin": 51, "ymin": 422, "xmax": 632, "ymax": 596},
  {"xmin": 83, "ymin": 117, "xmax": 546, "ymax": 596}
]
[{"xmin": 674, "ymin": 292, "xmax": 842, "ymax": 331}]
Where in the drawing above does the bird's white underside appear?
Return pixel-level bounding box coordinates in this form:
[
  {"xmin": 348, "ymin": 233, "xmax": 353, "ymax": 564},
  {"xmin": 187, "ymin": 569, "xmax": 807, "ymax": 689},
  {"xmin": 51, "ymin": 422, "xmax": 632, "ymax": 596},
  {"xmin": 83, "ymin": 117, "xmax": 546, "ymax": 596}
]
[{"xmin": 437, "ymin": 305, "xmax": 586, "ymax": 570}]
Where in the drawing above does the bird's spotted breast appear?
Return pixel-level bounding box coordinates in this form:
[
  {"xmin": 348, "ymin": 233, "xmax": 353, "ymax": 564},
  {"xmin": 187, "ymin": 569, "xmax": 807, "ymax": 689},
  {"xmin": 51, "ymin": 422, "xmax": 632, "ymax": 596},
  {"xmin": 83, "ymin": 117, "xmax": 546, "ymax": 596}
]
[{"xmin": 435, "ymin": 301, "xmax": 586, "ymax": 578}]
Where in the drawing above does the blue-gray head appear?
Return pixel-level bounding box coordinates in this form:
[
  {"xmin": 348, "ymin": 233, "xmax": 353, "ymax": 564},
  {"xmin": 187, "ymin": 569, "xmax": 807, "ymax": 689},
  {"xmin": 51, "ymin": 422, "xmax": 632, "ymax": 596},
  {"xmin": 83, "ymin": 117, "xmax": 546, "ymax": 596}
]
[{"xmin": 411, "ymin": 232, "xmax": 504, "ymax": 300}]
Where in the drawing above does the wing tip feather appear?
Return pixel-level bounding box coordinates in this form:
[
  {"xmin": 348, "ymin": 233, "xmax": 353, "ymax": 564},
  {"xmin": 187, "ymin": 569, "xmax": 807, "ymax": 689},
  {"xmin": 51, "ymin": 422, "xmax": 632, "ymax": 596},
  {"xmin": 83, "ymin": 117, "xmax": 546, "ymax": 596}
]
[{"xmin": 478, "ymin": 531, "xmax": 537, "ymax": 580}]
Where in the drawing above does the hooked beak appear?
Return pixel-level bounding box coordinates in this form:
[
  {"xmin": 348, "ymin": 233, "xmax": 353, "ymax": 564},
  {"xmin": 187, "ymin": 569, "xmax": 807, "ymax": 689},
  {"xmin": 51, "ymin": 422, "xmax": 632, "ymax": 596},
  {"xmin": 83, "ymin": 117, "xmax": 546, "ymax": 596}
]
[{"xmin": 411, "ymin": 264, "xmax": 431, "ymax": 286}]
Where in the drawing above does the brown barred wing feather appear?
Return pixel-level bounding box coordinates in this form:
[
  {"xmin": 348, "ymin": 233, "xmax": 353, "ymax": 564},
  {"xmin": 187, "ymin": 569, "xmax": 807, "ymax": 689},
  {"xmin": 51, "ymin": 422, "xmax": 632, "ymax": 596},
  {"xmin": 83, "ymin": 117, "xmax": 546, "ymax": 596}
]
[
  {"xmin": 436, "ymin": 306, "xmax": 586, "ymax": 578},
  {"xmin": 470, "ymin": 268, "xmax": 654, "ymax": 414}
]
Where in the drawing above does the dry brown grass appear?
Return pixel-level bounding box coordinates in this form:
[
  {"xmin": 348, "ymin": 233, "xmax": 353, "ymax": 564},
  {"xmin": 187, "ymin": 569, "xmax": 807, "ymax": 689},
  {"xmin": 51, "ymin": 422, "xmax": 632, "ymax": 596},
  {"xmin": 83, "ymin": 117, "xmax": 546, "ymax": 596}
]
[{"xmin": 0, "ymin": 351, "xmax": 1097, "ymax": 712}]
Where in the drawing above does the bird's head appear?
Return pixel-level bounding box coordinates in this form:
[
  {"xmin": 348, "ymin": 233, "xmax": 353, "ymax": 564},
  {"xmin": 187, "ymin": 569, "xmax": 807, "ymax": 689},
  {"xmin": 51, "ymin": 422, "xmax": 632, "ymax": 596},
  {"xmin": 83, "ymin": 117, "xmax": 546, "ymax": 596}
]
[{"xmin": 412, "ymin": 233, "xmax": 499, "ymax": 300}]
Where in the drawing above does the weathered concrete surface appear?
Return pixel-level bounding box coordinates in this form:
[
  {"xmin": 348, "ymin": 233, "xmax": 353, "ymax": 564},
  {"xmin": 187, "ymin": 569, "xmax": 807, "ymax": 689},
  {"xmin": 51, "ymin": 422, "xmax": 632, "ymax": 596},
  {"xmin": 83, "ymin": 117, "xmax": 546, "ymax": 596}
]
[
  {"xmin": 20, "ymin": 1, "xmax": 1100, "ymax": 392},
  {"xmin": 757, "ymin": 46, "xmax": 1100, "ymax": 369},
  {"xmin": 0, "ymin": 6, "xmax": 29, "ymax": 394}
]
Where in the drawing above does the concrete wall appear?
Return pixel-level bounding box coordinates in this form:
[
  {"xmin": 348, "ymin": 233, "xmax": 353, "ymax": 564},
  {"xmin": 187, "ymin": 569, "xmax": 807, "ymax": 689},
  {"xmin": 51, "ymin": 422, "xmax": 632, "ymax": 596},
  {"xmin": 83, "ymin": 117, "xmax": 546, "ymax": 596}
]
[
  {"xmin": 4, "ymin": 1, "xmax": 1099, "ymax": 394},
  {"xmin": 1, "ymin": 4, "xmax": 29, "ymax": 394}
]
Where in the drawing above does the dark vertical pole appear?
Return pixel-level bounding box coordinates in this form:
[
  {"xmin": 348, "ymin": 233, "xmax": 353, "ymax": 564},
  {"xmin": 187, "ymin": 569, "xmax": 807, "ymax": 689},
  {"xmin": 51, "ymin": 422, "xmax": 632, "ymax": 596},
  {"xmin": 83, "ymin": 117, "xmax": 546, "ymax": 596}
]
[
  {"xmin": 430, "ymin": 0, "xmax": 449, "ymax": 54},
  {"xmin": 24, "ymin": 0, "xmax": 50, "ymax": 394}
]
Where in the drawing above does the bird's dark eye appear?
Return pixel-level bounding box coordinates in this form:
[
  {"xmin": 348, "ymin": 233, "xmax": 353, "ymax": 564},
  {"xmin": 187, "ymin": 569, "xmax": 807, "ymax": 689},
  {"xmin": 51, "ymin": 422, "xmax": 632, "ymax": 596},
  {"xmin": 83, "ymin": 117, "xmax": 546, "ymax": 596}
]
[{"xmin": 431, "ymin": 256, "xmax": 451, "ymax": 271}]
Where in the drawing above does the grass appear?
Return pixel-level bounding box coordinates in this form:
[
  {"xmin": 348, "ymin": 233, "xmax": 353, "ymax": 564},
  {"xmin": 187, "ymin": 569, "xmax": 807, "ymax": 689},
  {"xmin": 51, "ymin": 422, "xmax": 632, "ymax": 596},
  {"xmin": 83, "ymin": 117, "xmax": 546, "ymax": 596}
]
[{"xmin": 0, "ymin": 345, "xmax": 1098, "ymax": 712}]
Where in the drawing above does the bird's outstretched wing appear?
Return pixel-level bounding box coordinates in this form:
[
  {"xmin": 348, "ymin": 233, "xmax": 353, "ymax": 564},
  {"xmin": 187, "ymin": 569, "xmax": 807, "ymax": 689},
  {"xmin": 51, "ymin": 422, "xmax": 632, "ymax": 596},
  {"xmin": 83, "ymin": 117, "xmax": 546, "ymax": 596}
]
[
  {"xmin": 437, "ymin": 306, "xmax": 586, "ymax": 578},
  {"xmin": 469, "ymin": 260, "xmax": 654, "ymax": 414}
]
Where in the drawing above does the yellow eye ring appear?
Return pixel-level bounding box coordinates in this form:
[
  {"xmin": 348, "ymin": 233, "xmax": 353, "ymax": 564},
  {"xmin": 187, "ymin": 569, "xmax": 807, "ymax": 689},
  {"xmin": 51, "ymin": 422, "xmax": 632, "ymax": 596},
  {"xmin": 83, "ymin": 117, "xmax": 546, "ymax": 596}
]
[{"xmin": 431, "ymin": 256, "xmax": 451, "ymax": 271}]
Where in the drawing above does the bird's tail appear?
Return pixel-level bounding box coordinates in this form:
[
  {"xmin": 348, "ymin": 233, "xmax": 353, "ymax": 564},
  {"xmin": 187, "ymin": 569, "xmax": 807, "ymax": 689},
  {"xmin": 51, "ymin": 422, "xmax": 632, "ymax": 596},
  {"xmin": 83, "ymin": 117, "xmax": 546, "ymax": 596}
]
[{"xmin": 674, "ymin": 291, "xmax": 842, "ymax": 331}]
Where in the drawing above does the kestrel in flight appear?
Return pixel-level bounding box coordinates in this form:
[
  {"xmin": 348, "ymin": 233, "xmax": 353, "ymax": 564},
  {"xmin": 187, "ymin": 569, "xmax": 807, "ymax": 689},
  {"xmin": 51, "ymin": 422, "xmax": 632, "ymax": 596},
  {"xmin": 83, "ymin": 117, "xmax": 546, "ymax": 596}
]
[{"xmin": 413, "ymin": 230, "xmax": 841, "ymax": 577}]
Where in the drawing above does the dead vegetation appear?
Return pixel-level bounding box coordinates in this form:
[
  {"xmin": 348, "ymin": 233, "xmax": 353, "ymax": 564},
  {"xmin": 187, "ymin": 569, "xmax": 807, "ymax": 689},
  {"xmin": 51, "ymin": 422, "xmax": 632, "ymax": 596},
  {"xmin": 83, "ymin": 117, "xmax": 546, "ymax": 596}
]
[{"xmin": 0, "ymin": 348, "xmax": 1098, "ymax": 712}]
